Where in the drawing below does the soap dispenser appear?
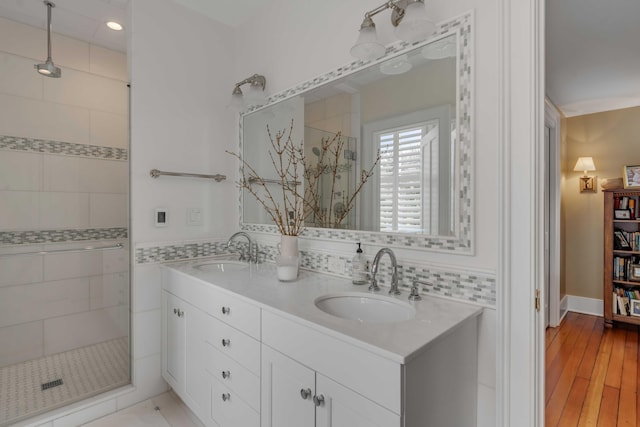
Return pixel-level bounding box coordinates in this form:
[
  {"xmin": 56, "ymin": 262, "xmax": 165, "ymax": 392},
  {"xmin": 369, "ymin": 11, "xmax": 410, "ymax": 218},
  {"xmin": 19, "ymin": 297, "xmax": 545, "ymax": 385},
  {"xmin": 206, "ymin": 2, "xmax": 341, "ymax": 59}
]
[{"xmin": 351, "ymin": 243, "xmax": 368, "ymax": 285}]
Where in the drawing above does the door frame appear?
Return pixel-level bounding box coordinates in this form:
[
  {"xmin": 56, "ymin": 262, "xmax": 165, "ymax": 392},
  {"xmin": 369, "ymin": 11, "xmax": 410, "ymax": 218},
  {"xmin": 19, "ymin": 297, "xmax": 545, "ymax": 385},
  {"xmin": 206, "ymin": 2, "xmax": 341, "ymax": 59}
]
[
  {"xmin": 497, "ymin": 0, "xmax": 545, "ymax": 425},
  {"xmin": 544, "ymin": 98, "xmax": 562, "ymax": 327}
]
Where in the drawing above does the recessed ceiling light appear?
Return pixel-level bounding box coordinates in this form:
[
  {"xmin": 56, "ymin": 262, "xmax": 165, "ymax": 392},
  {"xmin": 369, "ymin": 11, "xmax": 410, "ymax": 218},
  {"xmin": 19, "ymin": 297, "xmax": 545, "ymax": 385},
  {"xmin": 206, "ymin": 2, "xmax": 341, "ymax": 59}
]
[{"xmin": 106, "ymin": 21, "xmax": 123, "ymax": 31}]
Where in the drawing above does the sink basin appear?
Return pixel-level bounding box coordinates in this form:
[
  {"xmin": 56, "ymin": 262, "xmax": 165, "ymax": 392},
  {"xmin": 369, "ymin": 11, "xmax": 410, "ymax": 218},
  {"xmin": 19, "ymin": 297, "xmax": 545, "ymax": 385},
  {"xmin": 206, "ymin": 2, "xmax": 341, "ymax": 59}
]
[
  {"xmin": 314, "ymin": 292, "xmax": 416, "ymax": 323},
  {"xmin": 193, "ymin": 260, "xmax": 249, "ymax": 272}
]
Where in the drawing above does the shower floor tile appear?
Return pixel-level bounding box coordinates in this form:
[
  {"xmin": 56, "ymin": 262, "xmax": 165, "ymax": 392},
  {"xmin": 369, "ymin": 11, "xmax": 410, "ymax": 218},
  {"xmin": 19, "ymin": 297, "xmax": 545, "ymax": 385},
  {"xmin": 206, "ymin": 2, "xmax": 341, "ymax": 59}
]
[{"xmin": 0, "ymin": 337, "xmax": 129, "ymax": 426}]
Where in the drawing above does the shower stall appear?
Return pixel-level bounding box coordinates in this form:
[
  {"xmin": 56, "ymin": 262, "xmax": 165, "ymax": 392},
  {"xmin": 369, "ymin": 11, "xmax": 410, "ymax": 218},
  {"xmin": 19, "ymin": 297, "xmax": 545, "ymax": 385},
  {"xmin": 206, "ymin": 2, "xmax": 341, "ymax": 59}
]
[{"xmin": 0, "ymin": 18, "xmax": 130, "ymax": 426}]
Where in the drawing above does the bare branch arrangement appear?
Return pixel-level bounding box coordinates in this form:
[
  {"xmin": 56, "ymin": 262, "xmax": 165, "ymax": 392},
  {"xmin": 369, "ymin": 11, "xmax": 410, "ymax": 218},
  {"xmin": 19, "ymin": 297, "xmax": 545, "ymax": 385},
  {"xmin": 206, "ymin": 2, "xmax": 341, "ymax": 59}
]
[
  {"xmin": 227, "ymin": 120, "xmax": 305, "ymax": 236},
  {"xmin": 228, "ymin": 119, "xmax": 379, "ymax": 234},
  {"xmin": 301, "ymin": 131, "xmax": 380, "ymax": 229}
]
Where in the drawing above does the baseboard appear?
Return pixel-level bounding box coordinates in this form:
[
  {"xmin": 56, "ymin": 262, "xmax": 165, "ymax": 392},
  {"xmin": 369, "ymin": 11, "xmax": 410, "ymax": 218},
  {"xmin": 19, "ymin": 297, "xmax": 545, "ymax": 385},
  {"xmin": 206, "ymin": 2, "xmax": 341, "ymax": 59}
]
[
  {"xmin": 566, "ymin": 295, "xmax": 603, "ymax": 317},
  {"xmin": 559, "ymin": 295, "xmax": 569, "ymax": 323}
]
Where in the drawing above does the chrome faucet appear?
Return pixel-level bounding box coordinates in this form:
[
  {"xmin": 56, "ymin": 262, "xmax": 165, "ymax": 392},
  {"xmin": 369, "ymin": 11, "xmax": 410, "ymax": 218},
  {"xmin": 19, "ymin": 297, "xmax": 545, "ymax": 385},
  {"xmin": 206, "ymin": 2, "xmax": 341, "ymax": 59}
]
[
  {"xmin": 227, "ymin": 232, "xmax": 256, "ymax": 263},
  {"xmin": 369, "ymin": 247, "xmax": 400, "ymax": 295}
]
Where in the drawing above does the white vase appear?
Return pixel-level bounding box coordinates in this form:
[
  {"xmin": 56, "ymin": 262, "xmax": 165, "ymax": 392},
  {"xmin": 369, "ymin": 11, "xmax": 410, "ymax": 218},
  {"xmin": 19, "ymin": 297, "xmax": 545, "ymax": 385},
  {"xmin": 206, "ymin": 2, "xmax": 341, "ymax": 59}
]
[
  {"xmin": 277, "ymin": 235, "xmax": 299, "ymax": 281},
  {"xmin": 278, "ymin": 235, "xmax": 299, "ymax": 257}
]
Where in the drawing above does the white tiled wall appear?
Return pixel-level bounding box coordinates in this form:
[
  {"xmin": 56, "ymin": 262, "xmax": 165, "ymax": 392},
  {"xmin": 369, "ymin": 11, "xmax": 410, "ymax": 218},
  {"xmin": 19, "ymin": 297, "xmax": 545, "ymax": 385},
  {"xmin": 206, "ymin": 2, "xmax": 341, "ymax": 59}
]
[
  {"xmin": 0, "ymin": 18, "xmax": 129, "ymax": 369},
  {"xmin": 0, "ymin": 242, "xmax": 129, "ymax": 366}
]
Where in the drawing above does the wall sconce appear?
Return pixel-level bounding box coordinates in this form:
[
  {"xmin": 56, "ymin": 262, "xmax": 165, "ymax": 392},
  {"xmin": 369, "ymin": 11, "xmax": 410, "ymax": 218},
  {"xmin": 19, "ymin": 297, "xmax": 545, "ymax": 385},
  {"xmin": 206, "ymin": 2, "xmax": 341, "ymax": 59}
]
[
  {"xmin": 228, "ymin": 74, "xmax": 267, "ymax": 110},
  {"xmin": 573, "ymin": 157, "xmax": 597, "ymax": 193},
  {"xmin": 350, "ymin": 0, "xmax": 435, "ymax": 61}
]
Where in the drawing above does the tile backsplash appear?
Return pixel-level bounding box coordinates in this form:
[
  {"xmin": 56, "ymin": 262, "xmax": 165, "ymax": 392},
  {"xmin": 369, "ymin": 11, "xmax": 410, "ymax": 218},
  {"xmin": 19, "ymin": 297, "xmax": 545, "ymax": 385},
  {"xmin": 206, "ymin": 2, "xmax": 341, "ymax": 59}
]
[{"xmin": 135, "ymin": 238, "xmax": 496, "ymax": 307}]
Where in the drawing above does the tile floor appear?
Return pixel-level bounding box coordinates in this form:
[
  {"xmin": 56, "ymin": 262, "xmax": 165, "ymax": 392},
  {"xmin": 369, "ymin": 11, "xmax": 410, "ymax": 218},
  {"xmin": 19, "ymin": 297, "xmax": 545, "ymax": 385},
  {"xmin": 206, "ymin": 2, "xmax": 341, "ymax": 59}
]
[
  {"xmin": 82, "ymin": 392, "xmax": 204, "ymax": 427},
  {"xmin": 0, "ymin": 337, "xmax": 129, "ymax": 426}
]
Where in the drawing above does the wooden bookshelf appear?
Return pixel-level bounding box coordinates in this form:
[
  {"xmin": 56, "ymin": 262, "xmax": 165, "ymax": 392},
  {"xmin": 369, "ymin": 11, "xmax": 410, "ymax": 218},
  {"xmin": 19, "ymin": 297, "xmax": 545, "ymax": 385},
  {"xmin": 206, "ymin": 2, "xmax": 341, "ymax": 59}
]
[{"xmin": 604, "ymin": 188, "xmax": 640, "ymax": 327}]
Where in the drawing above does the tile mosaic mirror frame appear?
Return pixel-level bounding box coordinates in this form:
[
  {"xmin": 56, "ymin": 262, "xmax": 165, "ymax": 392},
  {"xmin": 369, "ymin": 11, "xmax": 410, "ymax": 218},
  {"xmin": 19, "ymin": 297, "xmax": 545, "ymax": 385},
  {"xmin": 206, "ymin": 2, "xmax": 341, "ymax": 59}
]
[{"xmin": 238, "ymin": 11, "xmax": 474, "ymax": 254}]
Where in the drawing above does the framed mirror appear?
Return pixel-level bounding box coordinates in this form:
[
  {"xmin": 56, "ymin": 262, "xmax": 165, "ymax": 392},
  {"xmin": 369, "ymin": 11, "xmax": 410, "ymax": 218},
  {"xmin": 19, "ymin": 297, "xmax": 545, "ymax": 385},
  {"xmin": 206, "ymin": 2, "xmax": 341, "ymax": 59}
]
[{"xmin": 239, "ymin": 12, "xmax": 473, "ymax": 254}]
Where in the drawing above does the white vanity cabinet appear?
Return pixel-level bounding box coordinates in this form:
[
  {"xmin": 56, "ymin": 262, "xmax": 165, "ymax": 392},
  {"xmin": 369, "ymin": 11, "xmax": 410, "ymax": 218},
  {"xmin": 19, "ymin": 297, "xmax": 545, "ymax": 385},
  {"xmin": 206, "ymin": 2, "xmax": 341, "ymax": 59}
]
[
  {"xmin": 162, "ymin": 264, "xmax": 481, "ymax": 427},
  {"xmin": 262, "ymin": 345, "xmax": 400, "ymax": 427},
  {"xmin": 161, "ymin": 269, "xmax": 261, "ymax": 427},
  {"xmin": 261, "ymin": 309, "xmax": 478, "ymax": 427}
]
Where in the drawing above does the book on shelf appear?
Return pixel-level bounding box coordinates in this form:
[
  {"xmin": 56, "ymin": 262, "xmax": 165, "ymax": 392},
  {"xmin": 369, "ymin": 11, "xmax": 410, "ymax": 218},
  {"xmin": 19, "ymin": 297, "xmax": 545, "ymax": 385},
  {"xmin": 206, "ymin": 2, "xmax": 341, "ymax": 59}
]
[
  {"xmin": 613, "ymin": 285, "xmax": 640, "ymax": 315},
  {"xmin": 614, "ymin": 196, "xmax": 639, "ymax": 219}
]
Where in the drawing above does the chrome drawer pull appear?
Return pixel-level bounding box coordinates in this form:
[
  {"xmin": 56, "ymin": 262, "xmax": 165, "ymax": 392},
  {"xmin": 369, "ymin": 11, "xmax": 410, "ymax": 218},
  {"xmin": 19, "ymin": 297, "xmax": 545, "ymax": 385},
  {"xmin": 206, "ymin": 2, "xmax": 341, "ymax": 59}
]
[
  {"xmin": 222, "ymin": 393, "xmax": 230, "ymax": 402},
  {"xmin": 222, "ymin": 306, "xmax": 230, "ymax": 315},
  {"xmin": 222, "ymin": 370, "xmax": 230, "ymax": 379},
  {"xmin": 222, "ymin": 338, "xmax": 230, "ymax": 347},
  {"xmin": 300, "ymin": 388, "xmax": 312, "ymax": 400},
  {"xmin": 313, "ymin": 394, "xmax": 325, "ymax": 407}
]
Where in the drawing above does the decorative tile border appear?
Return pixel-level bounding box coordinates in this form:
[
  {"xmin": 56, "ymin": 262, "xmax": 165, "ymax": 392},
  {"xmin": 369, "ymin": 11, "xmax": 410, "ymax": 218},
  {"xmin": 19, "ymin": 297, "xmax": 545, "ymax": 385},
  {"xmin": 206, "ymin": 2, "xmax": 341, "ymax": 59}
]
[
  {"xmin": 136, "ymin": 238, "xmax": 495, "ymax": 307},
  {"xmin": 135, "ymin": 241, "xmax": 231, "ymax": 264},
  {"xmin": 238, "ymin": 11, "xmax": 474, "ymax": 254},
  {"xmin": 0, "ymin": 228, "xmax": 128, "ymax": 245},
  {"xmin": 0, "ymin": 135, "xmax": 128, "ymax": 161}
]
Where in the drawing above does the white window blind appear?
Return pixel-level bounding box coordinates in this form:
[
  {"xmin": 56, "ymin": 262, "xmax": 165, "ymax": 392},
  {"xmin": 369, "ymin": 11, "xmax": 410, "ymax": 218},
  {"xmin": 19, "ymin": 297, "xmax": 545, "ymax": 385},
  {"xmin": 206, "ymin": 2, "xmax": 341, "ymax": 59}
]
[{"xmin": 377, "ymin": 121, "xmax": 439, "ymax": 233}]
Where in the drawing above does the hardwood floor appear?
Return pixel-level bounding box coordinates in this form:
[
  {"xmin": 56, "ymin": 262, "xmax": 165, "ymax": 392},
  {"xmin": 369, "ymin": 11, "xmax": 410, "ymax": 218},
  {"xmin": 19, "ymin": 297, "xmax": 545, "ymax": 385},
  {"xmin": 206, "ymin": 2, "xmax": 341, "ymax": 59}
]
[{"xmin": 546, "ymin": 312, "xmax": 639, "ymax": 426}]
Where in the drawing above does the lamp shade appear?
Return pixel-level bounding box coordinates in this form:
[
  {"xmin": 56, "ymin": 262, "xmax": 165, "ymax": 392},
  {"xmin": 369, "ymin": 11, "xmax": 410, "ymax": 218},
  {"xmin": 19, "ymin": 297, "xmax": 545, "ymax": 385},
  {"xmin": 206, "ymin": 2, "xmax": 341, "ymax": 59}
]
[
  {"xmin": 395, "ymin": 1, "xmax": 435, "ymax": 43},
  {"xmin": 573, "ymin": 157, "xmax": 596, "ymax": 173},
  {"xmin": 244, "ymin": 83, "xmax": 267, "ymax": 105},
  {"xmin": 350, "ymin": 25, "xmax": 385, "ymax": 61}
]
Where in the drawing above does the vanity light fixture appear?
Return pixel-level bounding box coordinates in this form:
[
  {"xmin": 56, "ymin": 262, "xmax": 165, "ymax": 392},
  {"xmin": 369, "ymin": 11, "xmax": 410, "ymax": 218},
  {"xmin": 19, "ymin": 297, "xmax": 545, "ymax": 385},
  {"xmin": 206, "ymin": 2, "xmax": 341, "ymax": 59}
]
[
  {"xmin": 379, "ymin": 54, "xmax": 412, "ymax": 75},
  {"xmin": 229, "ymin": 74, "xmax": 267, "ymax": 110},
  {"xmin": 34, "ymin": 1, "xmax": 61, "ymax": 78},
  {"xmin": 106, "ymin": 21, "xmax": 124, "ymax": 31},
  {"xmin": 574, "ymin": 156, "xmax": 597, "ymax": 193},
  {"xmin": 350, "ymin": 0, "xmax": 435, "ymax": 61}
]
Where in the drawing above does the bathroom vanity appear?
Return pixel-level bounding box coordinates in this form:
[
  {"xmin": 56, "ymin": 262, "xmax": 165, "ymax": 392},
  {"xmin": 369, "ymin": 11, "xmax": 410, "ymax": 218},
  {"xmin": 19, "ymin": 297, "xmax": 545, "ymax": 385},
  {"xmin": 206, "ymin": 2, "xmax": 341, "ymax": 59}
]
[{"xmin": 161, "ymin": 258, "xmax": 482, "ymax": 427}]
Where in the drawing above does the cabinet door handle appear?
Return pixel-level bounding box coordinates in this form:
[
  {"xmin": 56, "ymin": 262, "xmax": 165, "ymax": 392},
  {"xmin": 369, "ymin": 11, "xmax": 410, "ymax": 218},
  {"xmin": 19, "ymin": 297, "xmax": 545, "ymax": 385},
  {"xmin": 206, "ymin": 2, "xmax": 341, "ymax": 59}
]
[
  {"xmin": 300, "ymin": 388, "xmax": 312, "ymax": 400},
  {"xmin": 222, "ymin": 370, "xmax": 230, "ymax": 379},
  {"xmin": 222, "ymin": 393, "xmax": 230, "ymax": 402},
  {"xmin": 313, "ymin": 394, "xmax": 325, "ymax": 407},
  {"xmin": 173, "ymin": 308, "xmax": 178, "ymax": 315},
  {"xmin": 222, "ymin": 306, "xmax": 230, "ymax": 315},
  {"xmin": 178, "ymin": 309, "xmax": 184, "ymax": 317},
  {"xmin": 221, "ymin": 338, "xmax": 230, "ymax": 347}
]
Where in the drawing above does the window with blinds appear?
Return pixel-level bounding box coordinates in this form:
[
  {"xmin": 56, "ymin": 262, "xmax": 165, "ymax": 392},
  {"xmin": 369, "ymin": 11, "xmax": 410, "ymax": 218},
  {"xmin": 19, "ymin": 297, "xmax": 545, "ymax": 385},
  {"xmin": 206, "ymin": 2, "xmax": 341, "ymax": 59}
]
[{"xmin": 377, "ymin": 121, "xmax": 439, "ymax": 233}]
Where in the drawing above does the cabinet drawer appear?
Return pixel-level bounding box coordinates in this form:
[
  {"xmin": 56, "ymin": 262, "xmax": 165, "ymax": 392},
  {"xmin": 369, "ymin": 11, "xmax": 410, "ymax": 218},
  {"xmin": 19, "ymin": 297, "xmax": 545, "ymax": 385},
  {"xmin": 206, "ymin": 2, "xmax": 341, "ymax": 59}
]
[
  {"xmin": 262, "ymin": 310, "xmax": 402, "ymax": 414},
  {"xmin": 202, "ymin": 314, "xmax": 260, "ymax": 375},
  {"xmin": 204, "ymin": 342, "xmax": 260, "ymax": 411},
  {"xmin": 211, "ymin": 377, "xmax": 260, "ymax": 427},
  {"xmin": 202, "ymin": 286, "xmax": 261, "ymax": 340},
  {"xmin": 163, "ymin": 268, "xmax": 261, "ymax": 339}
]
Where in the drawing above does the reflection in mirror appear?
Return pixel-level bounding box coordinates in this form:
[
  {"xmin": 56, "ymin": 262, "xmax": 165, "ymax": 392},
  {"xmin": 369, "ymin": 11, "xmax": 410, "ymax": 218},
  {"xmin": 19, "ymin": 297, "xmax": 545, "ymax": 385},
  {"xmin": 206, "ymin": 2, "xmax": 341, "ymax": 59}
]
[{"xmin": 239, "ymin": 12, "xmax": 473, "ymax": 253}]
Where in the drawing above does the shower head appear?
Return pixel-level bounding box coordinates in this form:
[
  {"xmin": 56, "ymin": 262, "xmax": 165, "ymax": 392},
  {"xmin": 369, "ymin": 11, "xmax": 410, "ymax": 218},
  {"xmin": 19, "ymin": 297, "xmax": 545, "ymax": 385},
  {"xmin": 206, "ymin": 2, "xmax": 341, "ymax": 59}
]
[{"xmin": 35, "ymin": 1, "xmax": 61, "ymax": 78}]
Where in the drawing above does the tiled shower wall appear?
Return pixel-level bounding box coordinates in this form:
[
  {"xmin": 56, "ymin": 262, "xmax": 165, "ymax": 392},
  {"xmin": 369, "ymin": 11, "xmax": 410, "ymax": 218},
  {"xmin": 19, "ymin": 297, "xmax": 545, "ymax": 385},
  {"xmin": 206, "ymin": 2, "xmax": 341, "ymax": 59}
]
[{"xmin": 0, "ymin": 18, "xmax": 129, "ymax": 368}]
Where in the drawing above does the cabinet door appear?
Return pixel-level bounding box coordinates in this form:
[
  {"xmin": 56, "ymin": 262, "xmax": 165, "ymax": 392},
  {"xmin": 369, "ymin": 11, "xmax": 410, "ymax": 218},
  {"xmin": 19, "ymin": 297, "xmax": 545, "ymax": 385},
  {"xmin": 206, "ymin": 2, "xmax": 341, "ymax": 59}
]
[
  {"xmin": 315, "ymin": 374, "xmax": 401, "ymax": 427},
  {"xmin": 161, "ymin": 291, "xmax": 186, "ymax": 394},
  {"xmin": 261, "ymin": 345, "xmax": 315, "ymax": 427}
]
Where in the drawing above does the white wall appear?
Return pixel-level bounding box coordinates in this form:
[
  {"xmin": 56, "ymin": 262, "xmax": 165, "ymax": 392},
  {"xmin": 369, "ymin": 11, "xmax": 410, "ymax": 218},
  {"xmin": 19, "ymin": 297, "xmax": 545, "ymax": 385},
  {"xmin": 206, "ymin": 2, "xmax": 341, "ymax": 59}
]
[
  {"xmin": 124, "ymin": 0, "xmax": 239, "ymax": 411},
  {"xmin": 234, "ymin": 1, "xmax": 499, "ymax": 426}
]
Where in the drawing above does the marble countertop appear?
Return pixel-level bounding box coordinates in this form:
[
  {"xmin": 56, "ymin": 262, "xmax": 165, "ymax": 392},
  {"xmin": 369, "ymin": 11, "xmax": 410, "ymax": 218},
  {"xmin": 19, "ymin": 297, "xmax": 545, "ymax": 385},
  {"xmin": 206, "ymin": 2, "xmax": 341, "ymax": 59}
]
[{"xmin": 163, "ymin": 256, "xmax": 483, "ymax": 364}]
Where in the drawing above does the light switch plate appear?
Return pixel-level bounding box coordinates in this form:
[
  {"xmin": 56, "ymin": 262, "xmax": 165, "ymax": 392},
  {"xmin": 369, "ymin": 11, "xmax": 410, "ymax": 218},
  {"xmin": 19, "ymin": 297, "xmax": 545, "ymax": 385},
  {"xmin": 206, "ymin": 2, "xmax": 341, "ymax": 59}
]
[{"xmin": 186, "ymin": 208, "xmax": 202, "ymax": 226}]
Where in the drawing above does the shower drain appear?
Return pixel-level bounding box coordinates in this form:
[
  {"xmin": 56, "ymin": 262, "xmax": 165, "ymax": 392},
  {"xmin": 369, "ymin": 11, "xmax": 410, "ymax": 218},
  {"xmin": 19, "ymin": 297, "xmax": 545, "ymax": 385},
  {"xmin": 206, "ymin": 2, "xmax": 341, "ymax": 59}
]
[{"xmin": 41, "ymin": 379, "xmax": 63, "ymax": 391}]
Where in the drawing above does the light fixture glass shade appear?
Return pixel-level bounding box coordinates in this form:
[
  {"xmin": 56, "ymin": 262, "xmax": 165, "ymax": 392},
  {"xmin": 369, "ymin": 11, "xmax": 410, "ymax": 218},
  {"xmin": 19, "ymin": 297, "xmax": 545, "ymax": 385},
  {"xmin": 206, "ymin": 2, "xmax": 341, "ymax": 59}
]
[
  {"xmin": 244, "ymin": 83, "xmax": 267, "ymax": 105},
  {"xmin": 573, "ymin": 157, "xmax": 596, "ymax": 173},
  {"xmin": 350, "ymin": 25, "xmax": 385, "ymax": 61},
  {"xmin": 395, "ymin": 1, "xmax": 435, "ymax": 43},
  {"xmin": 380, "ymin": 54, "xmax": 412, "ymax": 75},
  {"xmin": 227, "ymin": 92, "xmax": 244, "ymax": 111}
]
